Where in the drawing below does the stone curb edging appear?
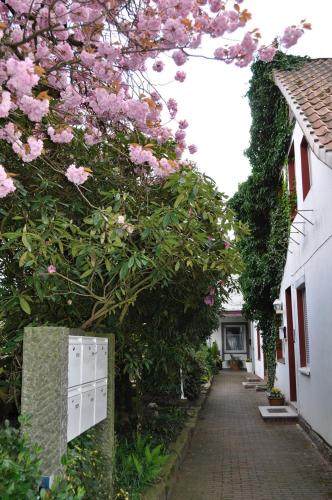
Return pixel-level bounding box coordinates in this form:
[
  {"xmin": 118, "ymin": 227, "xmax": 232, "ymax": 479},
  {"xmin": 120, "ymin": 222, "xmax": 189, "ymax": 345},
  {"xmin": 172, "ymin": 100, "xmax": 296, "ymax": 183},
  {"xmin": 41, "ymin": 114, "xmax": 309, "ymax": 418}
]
[{"xmin": 141, "ymin": 379, "xmax": 213, "ymax": 500}]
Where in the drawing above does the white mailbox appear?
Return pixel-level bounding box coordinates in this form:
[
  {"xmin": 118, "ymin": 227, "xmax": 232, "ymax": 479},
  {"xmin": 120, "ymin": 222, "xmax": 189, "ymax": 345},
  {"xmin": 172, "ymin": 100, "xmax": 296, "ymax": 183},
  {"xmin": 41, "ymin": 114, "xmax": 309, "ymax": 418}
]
[
  {"xmin": 67, "ymin": 335, "xmax": 109, "ymax": 441},
  {"xmin": 95, "ymin": 378, "xmax": 107, "ymax": 424},
  {"xmin": 82, "ymin": 337, "xmax": 97, "ymax": 384},
  {"xmin": 96, "ymin": 338, "xmax": 108, "ymax": 380},
  {"xmin": 80, "ymin": 382, "xmax": 95, "ymax": 433},
  {"xmin": 68, "ymin": 336, "xmax": 83, "ymax": 388},
  {"xmin": 67, "ymin": 387, "xmax": 81, "ymax": 442}
]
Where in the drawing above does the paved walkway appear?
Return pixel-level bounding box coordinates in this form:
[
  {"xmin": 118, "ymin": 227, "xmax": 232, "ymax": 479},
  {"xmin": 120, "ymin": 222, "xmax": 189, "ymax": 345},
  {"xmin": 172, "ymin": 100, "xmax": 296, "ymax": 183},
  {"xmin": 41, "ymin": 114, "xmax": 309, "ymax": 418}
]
[{"xmin": 171, "ymin": 371, "xmax": 332, "ymax": 500}]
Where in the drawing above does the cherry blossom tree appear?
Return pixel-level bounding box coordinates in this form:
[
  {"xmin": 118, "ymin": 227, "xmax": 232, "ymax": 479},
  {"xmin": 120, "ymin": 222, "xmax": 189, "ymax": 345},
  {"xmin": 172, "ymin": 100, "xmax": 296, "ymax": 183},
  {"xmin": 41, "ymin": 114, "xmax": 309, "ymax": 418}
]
[{"xmin": 0, "ymin": 0, "xmax": 309, "ymax": 197}]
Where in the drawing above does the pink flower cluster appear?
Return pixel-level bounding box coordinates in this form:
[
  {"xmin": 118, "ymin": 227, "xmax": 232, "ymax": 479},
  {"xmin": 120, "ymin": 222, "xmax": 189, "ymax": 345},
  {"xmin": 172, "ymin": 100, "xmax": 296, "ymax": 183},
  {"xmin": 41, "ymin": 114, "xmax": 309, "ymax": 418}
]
[
  {"xmin": 129, "ymin": 144, "xmax": 179, "ymax": 178},
  {"xmin": 0, "ymin": 91, "xmax": 11, "ymax": 118},
  {"xmin": 12, "ymin": 137, "xmax": 43, "ymax": 162},
  {"xmin": 258, "ymin": 46, "xmax": 277, "ymax": 63},
  {"xmin": 0, "ymin": 0, "xmax": 305, "ymax": 176},
  {"xmin": 175, "ymin": 71, "xmax": 186, "ymax": 82},
  {"xmin": 280, "ymin": 26, "xmax": 304, "ymax": 49},
  {"xmin": 48, "ymin": 126, "xmax": 74, "ymax": 144},
  {"xmin": 65, "ymin": 164, "xmax": 91, "ymax": 185},
  {"xmin": 19, "ymin": 95, "xmax": 49, "ymax": 122},
  {"xmin": 204, "ymin": 286, "xmax": 216, "ymax": 307},
  {"xmin": 0, "ymin": 165, "xmax": 16, "ymax": 198},
  {"xmin": 6, "ymin": 57, "xmax": 40, "ymax": 97}
]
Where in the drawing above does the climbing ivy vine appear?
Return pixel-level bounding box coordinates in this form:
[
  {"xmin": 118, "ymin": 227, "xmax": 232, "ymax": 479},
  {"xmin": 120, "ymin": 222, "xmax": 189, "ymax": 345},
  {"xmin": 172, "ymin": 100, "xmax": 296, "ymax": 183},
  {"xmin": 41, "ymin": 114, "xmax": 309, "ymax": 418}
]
[{"xmin": 230, "ymin": 52, "xmax": 308, "ymax": 390}]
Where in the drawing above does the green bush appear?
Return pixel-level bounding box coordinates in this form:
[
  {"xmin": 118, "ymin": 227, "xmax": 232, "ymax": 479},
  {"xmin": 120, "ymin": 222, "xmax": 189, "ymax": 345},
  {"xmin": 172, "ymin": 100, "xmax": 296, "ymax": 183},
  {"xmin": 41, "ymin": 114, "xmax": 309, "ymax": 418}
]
[
  {"xmin": 0, "ymin": 419, "xmax": 42, "ymax": 500},
  {"xmin": 142, "ymin": 405, "xmax": 187, "ymax": 446},
  {"xmin": 114, "ymin": 433, "xmax": 169, "ymax": 499},
  {"xmin": 60, "ymin": 428, "xmax": 110, "ymax": 499}
]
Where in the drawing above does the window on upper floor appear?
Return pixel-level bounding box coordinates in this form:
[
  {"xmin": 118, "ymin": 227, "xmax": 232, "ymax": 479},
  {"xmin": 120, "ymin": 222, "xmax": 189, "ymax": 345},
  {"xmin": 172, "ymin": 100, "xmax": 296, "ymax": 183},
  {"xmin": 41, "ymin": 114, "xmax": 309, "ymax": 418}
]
[
  {"xmin": 297, "ymin": 284, "xmax": 310, "ymax": 367},
  {"xmin": 287, "ymin": 143, "xmax": 297, "ymax": 218},
  {"xmin": 300, "ymin": 136, "xmax": 312, "ymax": 200}
]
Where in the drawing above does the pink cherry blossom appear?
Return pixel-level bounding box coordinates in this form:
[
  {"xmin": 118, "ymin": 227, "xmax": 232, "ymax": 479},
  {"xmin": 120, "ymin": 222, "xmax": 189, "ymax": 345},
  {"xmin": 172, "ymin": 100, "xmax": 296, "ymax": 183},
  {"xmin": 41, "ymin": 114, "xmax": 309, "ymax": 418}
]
[
  {"xmin": 0, "ymin": 165, "xmax": 16, "ymax": 198},
  {"xmin": 84, "ymin": 127, "xmax": 102, "ymax": 145},
  {"xmin": 209, "ymin": 0, "xmax": 223, "ymax": 13},
  {"xmin": 12, "ymin": 137, "xmax": 43, "ymax": 162},
  {"xmin": 204, "ymin": 295, "xmax": 214, "ymax": 306},
  {"xmin": 179, "ymin": 119, "xmax": 189, "ymax": 130},
  {"xmin": 65, "ymin": 164, "xmax": 90, "ymax": 185},
  {"xmin": 152, "ymin": 60, "xmax": 165, "ymax": 72},
  {"xmin": 0, "ymin": 0, "xmax": 304, "ymax": 176},
  {"xmin": 6, "ymin": 57, "xmax": 40, "ymax": 97},
  {"xmin": 19, "ymin": 95, "xmax": 49, "ymax": 122},
  {"xmin": 175, "ymin": 71, "xmax": 186, "ymax": 82},
  {"xmin": 258, "ymin": 46, "xmax": 277, "ymax": 63},
  {"xmin": 167, "ymin": 98, "xmax": 178, "ymax": 119},
  {"xmin": 48, "ymin": 126, "xmax": 74, "ymax": 144},
  {"xmin": 0, "ymin": 91, "xmax": 11, "ymax": 118},
  {"xmin": 172, "ymin": 50, "xmax": 187, "ymax": 67},
  {"xmin": 47, "ymin": 264, "xmax": 57, "ymax": 273},
  {"xmin": 280, "ymin": 26, "xmax": 303, "ymax": 49}
]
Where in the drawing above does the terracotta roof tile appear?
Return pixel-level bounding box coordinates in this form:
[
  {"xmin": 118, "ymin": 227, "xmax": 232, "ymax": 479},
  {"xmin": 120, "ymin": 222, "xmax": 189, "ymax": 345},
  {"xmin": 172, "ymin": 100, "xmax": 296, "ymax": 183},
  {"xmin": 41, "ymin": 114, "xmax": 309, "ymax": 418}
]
[{"xmin": 274, "ymin": 59, "xmax": 332, "ymax": 167}]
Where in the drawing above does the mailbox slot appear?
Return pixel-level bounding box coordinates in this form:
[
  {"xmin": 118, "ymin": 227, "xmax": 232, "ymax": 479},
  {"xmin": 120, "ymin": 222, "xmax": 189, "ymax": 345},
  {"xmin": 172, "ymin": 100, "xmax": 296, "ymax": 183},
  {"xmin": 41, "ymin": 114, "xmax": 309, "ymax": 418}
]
[
  {"xmin": 67, "ymin": 387, "xmax": 81, "ymax": 442},
  {"xmin": 95, "ymin": 378, "xmax": 107, "ymax": 424},
  {"xmin": 96, "ymin": 338, "xmax": 108, "ymax": 380},
  {"xmin": 80, "ymin": 382, "xmax": 95, "ymax": 433},
  {"xmin": 68, "ymin": 336, "xmax": 83, "ymax": 388},
  {"xmin": 82, "ymin": 337, "xmax": 97, "ymax": 384}
]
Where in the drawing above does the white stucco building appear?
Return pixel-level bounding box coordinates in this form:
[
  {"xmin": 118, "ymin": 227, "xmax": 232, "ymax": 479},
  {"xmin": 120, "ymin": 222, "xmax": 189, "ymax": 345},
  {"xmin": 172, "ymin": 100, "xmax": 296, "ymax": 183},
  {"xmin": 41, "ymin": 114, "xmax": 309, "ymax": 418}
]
[
  {"xmin": 211, "ymin": 289, "xmax": 254, "ymax": 369},
  {"xmin": 260, "ymin": 59, "xmax": 332, "ymax": 448}
]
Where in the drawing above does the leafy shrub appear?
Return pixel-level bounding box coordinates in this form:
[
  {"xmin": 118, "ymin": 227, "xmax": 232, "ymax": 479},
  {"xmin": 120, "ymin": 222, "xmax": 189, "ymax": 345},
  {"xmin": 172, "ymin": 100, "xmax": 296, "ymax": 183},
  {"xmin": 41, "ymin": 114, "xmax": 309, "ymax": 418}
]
[
  {"xmin": 63, "ymin": 429, "xmax": 110, "ymax": 499},
  {"xmin": 114, "ymin": 433, "xmax": 169, "ymax": 499},
  {"xmin": 142, "ymin": 405, "xmax": 187, "ymax": 446},
  {"xmin": 0, "ymin": 418, "xmax": 42, "ymax": 500}
]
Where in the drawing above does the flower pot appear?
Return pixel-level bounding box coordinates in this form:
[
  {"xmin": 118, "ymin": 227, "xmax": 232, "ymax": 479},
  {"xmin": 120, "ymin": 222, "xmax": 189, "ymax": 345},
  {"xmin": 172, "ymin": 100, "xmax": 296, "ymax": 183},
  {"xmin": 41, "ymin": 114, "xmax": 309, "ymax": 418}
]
[
  {"xmin": 245, "ymin": 362, "xmax": 252, "ymax": 373},
  {"xmin": 268, "ymin": 396, "xmax": 285, "ymax": 406}
]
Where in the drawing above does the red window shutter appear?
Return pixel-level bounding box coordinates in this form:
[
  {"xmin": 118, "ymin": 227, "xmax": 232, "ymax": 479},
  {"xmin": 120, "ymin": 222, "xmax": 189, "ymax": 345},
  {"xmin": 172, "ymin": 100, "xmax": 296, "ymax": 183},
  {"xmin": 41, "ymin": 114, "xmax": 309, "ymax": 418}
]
[
  {"xmin": 300, "ymin": 137, "xmax": 311, "ymax": 200},
  {"xmin": 297, "ymin": 287, "xmax": 307, "ymax": 367},
  {"xmin": 257, "ymin": 328, "xmax": 261, "ymax": 361},
  {"xmin": 288, "ymin": 143, "xmax": 297, "ymax": 218}
]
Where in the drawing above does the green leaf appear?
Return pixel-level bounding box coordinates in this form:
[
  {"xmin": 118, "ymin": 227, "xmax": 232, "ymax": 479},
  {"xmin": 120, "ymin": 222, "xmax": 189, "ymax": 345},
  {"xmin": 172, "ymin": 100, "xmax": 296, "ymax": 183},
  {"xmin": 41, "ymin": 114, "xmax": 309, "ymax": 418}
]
[
  {"xmin": 22, "ymin": 233, "xmax": 32, "ymax": 252},
  {"xmin": 19, "ymin": 297, "xmax": 31, "ymax": 315},
  {"xmin": 80, "ymin": 268, "xmax": 93, "ymax": 279},
  {"xmin": 175, "ymin": 261, "xmax": 180, "ymax": 271}
]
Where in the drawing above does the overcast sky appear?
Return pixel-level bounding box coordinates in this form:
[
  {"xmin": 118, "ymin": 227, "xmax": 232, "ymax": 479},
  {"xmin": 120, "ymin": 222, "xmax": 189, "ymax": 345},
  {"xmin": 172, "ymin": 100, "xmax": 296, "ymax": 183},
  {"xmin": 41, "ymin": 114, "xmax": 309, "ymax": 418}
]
[{"xmin": 151, "ymin": 0, "xmax": 331, "ymax": 198}]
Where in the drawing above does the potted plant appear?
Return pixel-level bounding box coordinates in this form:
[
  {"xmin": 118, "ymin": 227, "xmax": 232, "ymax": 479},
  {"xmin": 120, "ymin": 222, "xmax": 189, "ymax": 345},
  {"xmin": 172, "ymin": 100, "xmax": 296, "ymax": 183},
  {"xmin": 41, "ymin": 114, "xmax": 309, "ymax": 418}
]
[
  {"xmin": 245, "ymin": 358, "xmax": 253, "ymax": 373},
  {"xmin": 268, "ymin": 387, "xmax": 285, "ymax": 406},
  {"xmin": 228, "ymin": 355, "xmax": 243, "ymax": 371}
]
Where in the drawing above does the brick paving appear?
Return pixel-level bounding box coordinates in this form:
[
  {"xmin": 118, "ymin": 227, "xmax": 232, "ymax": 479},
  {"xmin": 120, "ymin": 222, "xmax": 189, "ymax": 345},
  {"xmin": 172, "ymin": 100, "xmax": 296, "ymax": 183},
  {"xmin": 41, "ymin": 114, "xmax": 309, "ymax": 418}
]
[{"xmin": 171, "ymin": 371, "xmax": 332, "ymax": 500}]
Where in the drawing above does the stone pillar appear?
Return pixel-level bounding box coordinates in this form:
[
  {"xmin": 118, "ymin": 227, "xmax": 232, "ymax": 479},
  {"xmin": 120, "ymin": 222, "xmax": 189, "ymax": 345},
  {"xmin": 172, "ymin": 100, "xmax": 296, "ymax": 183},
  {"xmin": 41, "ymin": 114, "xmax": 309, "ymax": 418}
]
[
  {"xmin": 21, "ymin": 326, "xmax": 115, "ymax": 493},
  {"xmin": 21, "ymin": 326, "xmax": 69, "ymax": 477}
]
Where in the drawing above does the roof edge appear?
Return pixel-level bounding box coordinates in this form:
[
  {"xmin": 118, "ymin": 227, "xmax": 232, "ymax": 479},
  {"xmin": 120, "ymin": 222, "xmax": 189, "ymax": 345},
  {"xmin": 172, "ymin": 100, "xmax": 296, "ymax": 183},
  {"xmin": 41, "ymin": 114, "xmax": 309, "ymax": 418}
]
[{"xmin": 273, "ymin": 72, "xmax": 332, "ymax": 170}]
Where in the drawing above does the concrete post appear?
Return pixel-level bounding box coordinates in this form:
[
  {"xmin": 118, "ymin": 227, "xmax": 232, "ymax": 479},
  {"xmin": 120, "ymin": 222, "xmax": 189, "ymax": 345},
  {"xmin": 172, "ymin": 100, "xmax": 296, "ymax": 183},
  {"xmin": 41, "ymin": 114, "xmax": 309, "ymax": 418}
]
[{"xmin": 21, "ymin": 326, "xmax": 115, "ymax": 494}]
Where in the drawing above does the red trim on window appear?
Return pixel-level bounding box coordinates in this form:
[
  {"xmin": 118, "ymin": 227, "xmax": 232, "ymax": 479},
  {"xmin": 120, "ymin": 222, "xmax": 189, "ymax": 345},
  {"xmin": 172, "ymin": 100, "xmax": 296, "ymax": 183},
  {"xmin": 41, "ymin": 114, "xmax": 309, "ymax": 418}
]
[
  {"xmin": 300, "ymin": 137, "xmax": 311, "ymax": 200},
  {"xmin": 297, "ymin": 287, "xmax": 307, "ymax": 367}
]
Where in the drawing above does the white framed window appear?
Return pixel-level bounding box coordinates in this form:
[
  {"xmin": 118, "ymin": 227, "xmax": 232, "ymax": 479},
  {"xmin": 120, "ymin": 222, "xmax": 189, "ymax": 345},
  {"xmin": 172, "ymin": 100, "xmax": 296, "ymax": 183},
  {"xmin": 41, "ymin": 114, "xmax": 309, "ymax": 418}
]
[{"xmin": 224, "ymin": 325, "xmax": 246, "ymax": 353}]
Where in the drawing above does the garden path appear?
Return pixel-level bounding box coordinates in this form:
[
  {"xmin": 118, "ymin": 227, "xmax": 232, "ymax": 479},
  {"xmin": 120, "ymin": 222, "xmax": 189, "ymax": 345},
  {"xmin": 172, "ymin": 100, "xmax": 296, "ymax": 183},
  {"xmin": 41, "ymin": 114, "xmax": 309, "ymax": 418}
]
[{"xmin": 171, "ymin": 371, "xmax": 332, "ymax": 500}]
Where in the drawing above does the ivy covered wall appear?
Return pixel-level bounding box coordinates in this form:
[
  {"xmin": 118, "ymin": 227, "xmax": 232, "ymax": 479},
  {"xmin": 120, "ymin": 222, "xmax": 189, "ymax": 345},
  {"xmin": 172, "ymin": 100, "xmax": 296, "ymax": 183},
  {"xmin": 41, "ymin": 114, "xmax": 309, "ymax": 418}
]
[{"xmin": 230, "ymin": 52, "xmax": 307, "ymax": 389}]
